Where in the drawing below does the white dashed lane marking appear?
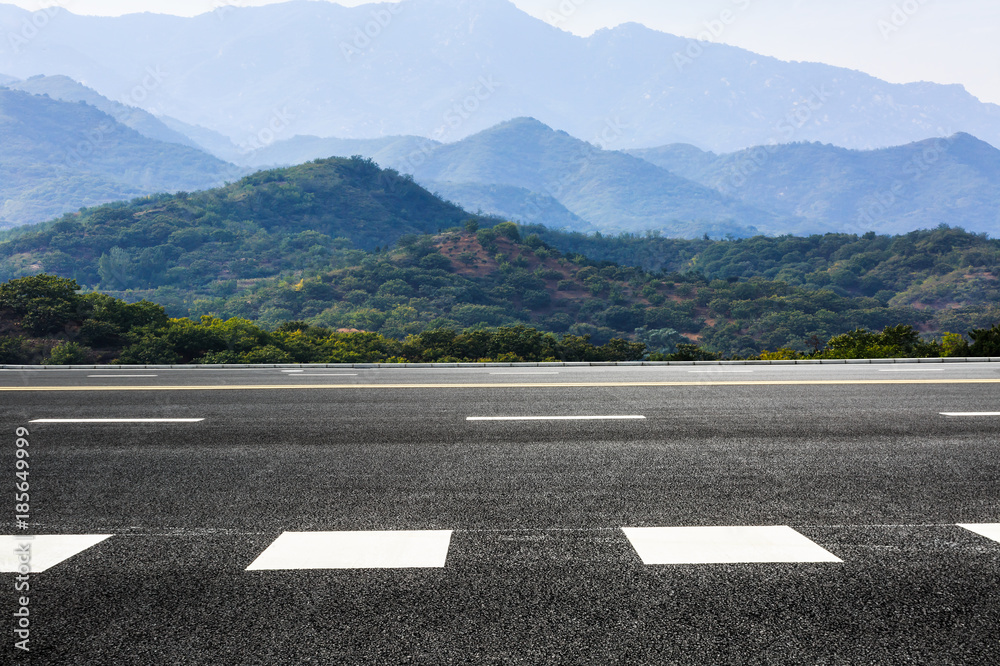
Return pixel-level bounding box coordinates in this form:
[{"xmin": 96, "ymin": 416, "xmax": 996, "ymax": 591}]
[
  {"xmin": 0, "ymin": 535, "xmax": 112, "ymax": 573},
  {"xmin": 281, "ymin": 370, "xmax": 357, "ymax": 376},
  {"xmin": 958, "ymin": 524, "xmax": 1000, "ymax": 543},
  {"xmin": 622, "ymin": 526, "xmax": 843, "ymax": 565},
  {"xmin": 7, "ymin": 524, "xmax": 1000, "ymax": 572},
  {"xmin": 467, "ymin": 415, "xmax": 646, "ymax": 422},
  {"xmin": 29, "ymin": 418, "xmax": 205, "ymax": 423},
  {"xmin": 688, "ymin": 370, "xmax": 754, "ymax": 373},
  {"xmin": 246, "ymin": 531, "xmax": 453, "ymax": 570},
  {"xmin": 941, "ymin": 412, "xmax": 1000, "ymax": 417}
]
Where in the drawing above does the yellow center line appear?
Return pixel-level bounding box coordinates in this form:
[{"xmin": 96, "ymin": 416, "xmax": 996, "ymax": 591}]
[{"xmin": 2, "ymin": 379, "xmax": 1000, "ymax": 392}]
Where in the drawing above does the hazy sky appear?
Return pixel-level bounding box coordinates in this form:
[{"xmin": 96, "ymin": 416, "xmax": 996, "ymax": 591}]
[{"xmin": 8, "ymin": 0, "xmax": 999, "ymax": 105}]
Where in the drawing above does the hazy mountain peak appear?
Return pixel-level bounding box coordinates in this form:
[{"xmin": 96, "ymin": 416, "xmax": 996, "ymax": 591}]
[
  {"xmin": 480, "ymin": 117, "xmax": 561, "ymax": 136},
  {"xmin": 5, "ymin": 74, "xmax": 204, "ymax": 150},
  {"xmin": 597, "ymin": 21, "xmax": 669, "ymax": 38},
  {"xmin": 403, "ymin": 0, "xmax": 520, "ymax": 8},
  {"xmin": 0, "ymin": 1, "xmax": 997, "ymax": 152},
  {"xmin": 0, "ymin": 87, "xmax": 240, "ymax": 227},
  {"xmin": 945, "ymin": 131, "xmax": 995, "ymax": 149},
  {"xmin": 442, "ymin": 116, "xmax": 599, "ymax": 162},
  {"xmin": 631, "ymin": 129, "xmax": 1000, "ymax": 236}
]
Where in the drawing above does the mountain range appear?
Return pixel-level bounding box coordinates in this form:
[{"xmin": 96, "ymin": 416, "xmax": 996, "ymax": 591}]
[
  {"xmin": 628, "ymin": 133, "xmax": 1000, "ymax": 236},
  {"xmin": 5, "ymin": 74, "xmax": 203, "ymax": 150},
  {"xmin": 1, "ymin": 0, "xmax": 997, "ymax": 153},
  {"xmin": 0, "ymin": 87, "xmax": 242, "ymax": 228},
  {"xmin": 2, "ymin": 155, "xmax": 997, "ymax": 357},
  {"xmin": 4, "ymin": 75, "xmax": 1000, "ymax": 237},
  {"xmin": 392, "ymin": 117, "xmax": 776, "ymax": 236},
  {"xmin": 252, "ymin": 118, "xmax": 1000, "ymax": 237}
]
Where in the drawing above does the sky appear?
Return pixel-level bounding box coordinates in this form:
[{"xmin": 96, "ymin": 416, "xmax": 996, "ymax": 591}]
[{"xmin": 7, "ymin": 0, "xmax": 999, "ymax": 105}]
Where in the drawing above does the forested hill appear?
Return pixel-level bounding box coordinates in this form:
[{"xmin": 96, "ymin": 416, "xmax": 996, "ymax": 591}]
[
  {"xmin": 1, "ymin": 154, "xmax": 998, "ymax": 358},
  {"xmin": 532, "ymin": 225, "xmax": 1000, "ymax": 311},
  {"xmin": 0, "ymin": 156, "xmax": 473, "ymax": 287}
]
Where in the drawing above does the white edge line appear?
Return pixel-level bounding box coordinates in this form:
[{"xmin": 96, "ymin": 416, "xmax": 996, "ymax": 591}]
[
  {"xmin": 489, "ymin": 372, "xmax": 561, "ymax": 375},
  {"xmin": 467, "ymin": 415, "xmax": 646, "ymax": 421},
  {"xmin": 294, "ymin": 372, "xmax": 358, "ymax": 377},
  {"xmin": 688, "ymin": 370, "xmax": 754, "ymax": 373},
  {"xmin": 87, "ymin": 375, "xmax": 158, "ymax": 378},
  {"xmin": 29, "ymin": 418, "xmax": 205, "ymax": 423},
  {"xmin": 940, "ymin": 412, "xmax": 1000, "ymax": 417}
]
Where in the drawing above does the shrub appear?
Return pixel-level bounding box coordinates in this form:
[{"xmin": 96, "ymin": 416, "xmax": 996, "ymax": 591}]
[
  {"xmin": 667, "ymin": 344, "xmax": 721, "ymax": 362},
  {"xmin": 202, "ymin": 345, "xmax": 294, "ymax": 364},
  {"xmin": 45, "ymin": 341, "xmax": 90, "ymax": 365},
  {"xmin": 940, "ymin": 332, "xmax": 971, "ymax": 357},
  {"xmin": 820, "ymin": 325, "xmax": 937, "ymax": 359},
  {"xmin": 0, "ymin": 337, "xmax": 30, "ymax": 364},
  {"xmin": 521, "ymin": 290, "xmax": 551, "ymax": 309},
  {"xmin": 115, "ymin": 339, "xmax": 182, "ymax": 365},
  {"xmin": 968, "ymin": 324, "xmax": 1000, "ymax": 357},
  {"xmin": 493, "ymin": 222, "xmax": 521, "ymax": 241},
  {"xmin": 0, "ymin": 274, "xmax": 79, "ymax": 313},
  {"xmin": 759, "ymin": 348, "xmax": 804, "ymax": 361},
  {"xmin": 79, "ymin": 320, "xmax": 122, "ymax": 347}
]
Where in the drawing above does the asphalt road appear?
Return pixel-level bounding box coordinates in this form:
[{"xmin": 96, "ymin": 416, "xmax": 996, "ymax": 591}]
[{"xmin": 2, "ymin": 365, "xmax": 999, "ymax": 664}]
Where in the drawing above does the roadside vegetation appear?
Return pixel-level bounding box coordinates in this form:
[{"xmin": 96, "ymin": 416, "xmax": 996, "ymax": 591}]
[
  {"xmin": 1, "ymin": 158, "xmax": 997, "ymax": 359},
  {"xmin": 2, "ymin": 275, "xmax": 997, "ymax": 365}
]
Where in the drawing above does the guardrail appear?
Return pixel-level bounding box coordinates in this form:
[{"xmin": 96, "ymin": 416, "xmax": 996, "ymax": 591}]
[{"xmin": 4, "ymin": 358, "xmax": 1000, "ymax": 370}]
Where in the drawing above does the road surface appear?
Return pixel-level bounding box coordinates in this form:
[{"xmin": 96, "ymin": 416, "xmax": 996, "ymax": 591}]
[{"xmin": 2, "ymin": 364, "xmax": 999, "ymax": 664}]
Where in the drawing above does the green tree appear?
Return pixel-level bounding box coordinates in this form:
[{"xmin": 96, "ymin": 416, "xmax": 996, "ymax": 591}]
[
  {"xmin": 0, "ymin": 274, "xmax": 79, "ymax": 311},
  {"xmin": 97, "ymin": 247, "xmax": 135, "ymax": 289},
  {"xmin": 0, "ymin": 337, "xmax": 30, "ymax": 364},
  {"xmin": 0, "ymin": 274, "xmax": 83, "ymax": 335},
  {"xmin": 45, "ymin": 341, "xmax": 90, "ymax": 365},
  {"xmin": 939, "ymin": 332, "xmax": 970, "ymax": 357},
  {"xmin": 968, "ymin": 324, "xmax": 1000, "ymax": 357},
  {"xmin": 820, "ymin": 325, "xmax": 937, "ymax": 359},
  {"xmin": 115, "ymin": 338, "xmax": 182, "ymax": 365},
  {"xmin": 665, "ymin": 344, "xmax": 720, "ymax": 362},
  {"xmin": 493, "ymin": 222, "xmax": 521, "ymax": 242}
]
